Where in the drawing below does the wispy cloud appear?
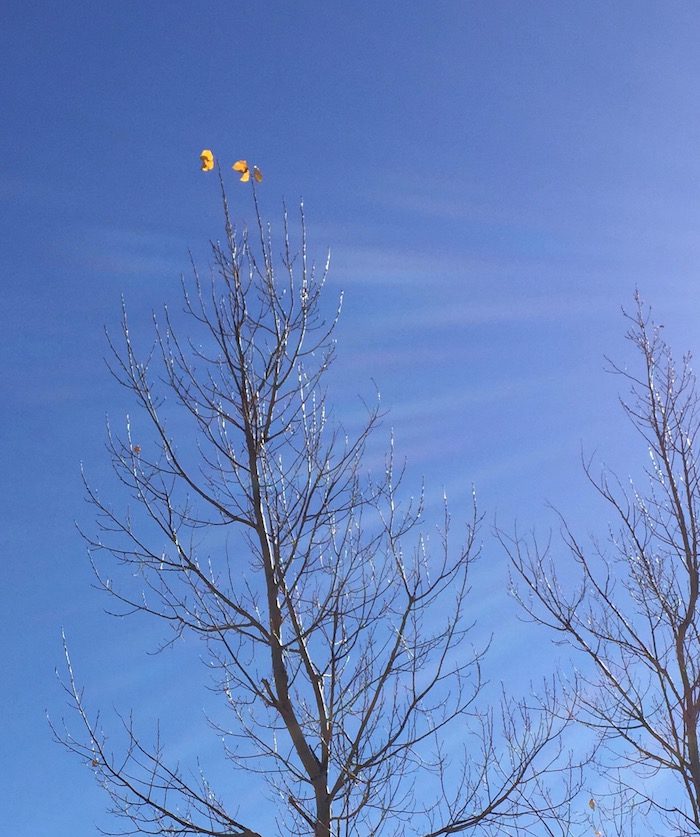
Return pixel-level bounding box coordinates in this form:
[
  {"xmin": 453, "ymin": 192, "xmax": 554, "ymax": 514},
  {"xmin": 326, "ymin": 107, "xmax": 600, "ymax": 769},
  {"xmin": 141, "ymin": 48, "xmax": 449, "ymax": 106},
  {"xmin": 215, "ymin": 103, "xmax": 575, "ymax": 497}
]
[
  {"xmin": 396, "ymin": 290, "xmax": 614, "ymax": 331},
  {"xmin": 53, "ymin": 224, "xmax": 190, "ymax": 278},
  {"xmin": 388, "ymin": 372, "xmax": 556, "ymax": 422}
]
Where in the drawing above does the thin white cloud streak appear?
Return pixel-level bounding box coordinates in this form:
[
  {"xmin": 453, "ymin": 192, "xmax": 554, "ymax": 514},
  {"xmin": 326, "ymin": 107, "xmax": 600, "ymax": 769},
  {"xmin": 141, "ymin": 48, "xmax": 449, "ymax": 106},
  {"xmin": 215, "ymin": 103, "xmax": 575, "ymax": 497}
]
[
  {"xmin": 322, "ymin": 174, "xmax": 700, "ymax": 297},
  {"xmin": 360, "ymin": 171, "xmax": 700, "ymax": 237},
  {"xmin": 338, "ymin": 371, "xmax": 577, "ymax": 481},
  {"xmin": 393, "ymin": 292, "xmax": 613, "ymax": 331},
  {"xmin": 337, "ymin": 285, "xmax": 615, "ymax": 340},
  {"xmin": 329, "ymin": 241, "xmax": 601, "ymax": 287},
  {"xmin": 364, "ymin": 184, "xmax": 548, "ymax": 227},
  {"xmin": 53, "ymin": 224, "xmax": 190, "ymax": 278},
  {"xmin": 387, "ymin": 373, "xmax": 558, "ymax": 424}
]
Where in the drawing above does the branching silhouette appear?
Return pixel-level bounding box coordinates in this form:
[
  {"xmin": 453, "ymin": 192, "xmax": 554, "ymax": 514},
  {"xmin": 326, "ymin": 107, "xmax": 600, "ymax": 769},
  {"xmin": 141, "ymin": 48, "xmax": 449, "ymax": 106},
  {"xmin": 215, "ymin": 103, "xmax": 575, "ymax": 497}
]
[
  {"xmin": 54, "ymin": 184, "xmax": 582, "ymax": 837},
  {"xmin": 504, "ymin": 294, "xmax": 700, "ymax": 835}
]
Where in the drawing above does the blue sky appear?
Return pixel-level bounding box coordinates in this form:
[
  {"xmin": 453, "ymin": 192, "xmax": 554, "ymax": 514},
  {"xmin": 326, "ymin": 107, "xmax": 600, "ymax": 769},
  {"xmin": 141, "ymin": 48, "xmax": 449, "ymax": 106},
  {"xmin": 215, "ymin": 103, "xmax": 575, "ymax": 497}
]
[{"xmin": 2, "ymin": 2, "xmax": 700, "ymax": 834}]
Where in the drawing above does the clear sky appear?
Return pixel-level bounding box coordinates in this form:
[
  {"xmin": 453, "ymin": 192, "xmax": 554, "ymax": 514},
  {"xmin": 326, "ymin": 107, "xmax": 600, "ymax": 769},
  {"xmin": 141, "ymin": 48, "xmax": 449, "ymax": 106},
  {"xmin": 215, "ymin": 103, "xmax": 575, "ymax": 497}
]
[{"xmin": 3, "ymin": 2, "xmax": 700, "ymax": 835}]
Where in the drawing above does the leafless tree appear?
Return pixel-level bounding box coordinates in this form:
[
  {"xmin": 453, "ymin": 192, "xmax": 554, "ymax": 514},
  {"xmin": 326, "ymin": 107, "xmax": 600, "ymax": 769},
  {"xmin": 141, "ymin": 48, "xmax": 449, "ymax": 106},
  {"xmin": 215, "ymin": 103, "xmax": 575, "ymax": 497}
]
[
  {"xmin": 55, "ymin": 183, "xmax": 582, "ymax": 837},
  {"xmin": 504, "ymin": 294, "xmax": 700, "ymax": 835}
]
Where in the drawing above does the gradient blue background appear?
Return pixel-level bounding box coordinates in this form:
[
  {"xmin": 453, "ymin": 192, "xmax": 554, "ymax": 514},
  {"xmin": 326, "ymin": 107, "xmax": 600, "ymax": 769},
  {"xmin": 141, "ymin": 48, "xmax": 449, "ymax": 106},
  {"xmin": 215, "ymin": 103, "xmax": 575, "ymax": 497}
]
[{"xmin": 2, "ymin": 2, "xmax": 700, "ymax": 834}]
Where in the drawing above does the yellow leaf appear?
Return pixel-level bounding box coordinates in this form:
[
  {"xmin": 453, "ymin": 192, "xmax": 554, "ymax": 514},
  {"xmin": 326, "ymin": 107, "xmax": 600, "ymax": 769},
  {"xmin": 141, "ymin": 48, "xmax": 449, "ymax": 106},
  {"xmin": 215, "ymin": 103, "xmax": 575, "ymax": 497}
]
[
  {"xmin": 233, "ymin": 159, "xmax": 250, "ymax": 181},
  {"xmin": 199, "ymin": 149, "xmax": 214, "ymax": 171},
  {"xmin": 253, "ymin": 165, "xmax": 263, "ymax": 183}
]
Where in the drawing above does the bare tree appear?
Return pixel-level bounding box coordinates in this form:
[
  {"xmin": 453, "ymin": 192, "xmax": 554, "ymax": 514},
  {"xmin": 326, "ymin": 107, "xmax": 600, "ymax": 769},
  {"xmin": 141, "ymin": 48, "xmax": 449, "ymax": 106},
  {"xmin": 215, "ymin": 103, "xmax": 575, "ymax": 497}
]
[
  {"xmin": 55, "ymin": 183, "xmax": 581, "ymax": 837},
  {"xmin": 504, "ymin": 295, "xmax": 700, "ymax": 835}
]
